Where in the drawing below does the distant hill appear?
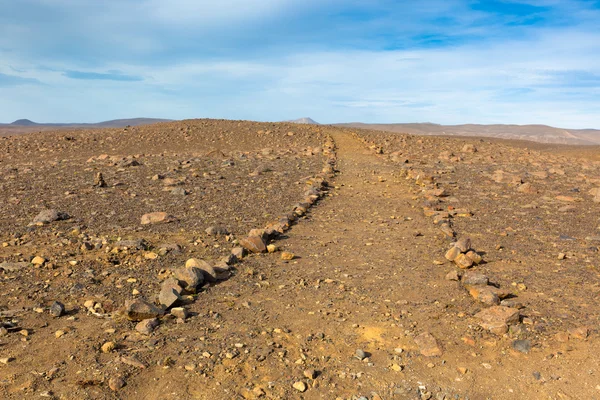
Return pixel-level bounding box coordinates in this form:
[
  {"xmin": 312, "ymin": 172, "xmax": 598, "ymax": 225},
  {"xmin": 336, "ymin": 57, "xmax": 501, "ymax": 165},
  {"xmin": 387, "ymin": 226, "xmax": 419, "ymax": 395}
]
[
  {"xmin": 5, "ymin": 117, "xmax": 172, "ymax": 128},
  {"xmin": 335, "ymin": 122, "xmax": 600, "ymax": 145},
  {"xmin": 286, "ymin": 117, "xmax": 319, "ymax": 125}
]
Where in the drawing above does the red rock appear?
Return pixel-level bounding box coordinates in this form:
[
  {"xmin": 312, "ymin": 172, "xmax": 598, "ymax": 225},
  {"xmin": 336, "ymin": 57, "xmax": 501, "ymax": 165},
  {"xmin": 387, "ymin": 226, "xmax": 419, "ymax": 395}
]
[
  {"xmin": 475, "ymin": 306, "xmax": 520, "ymax": 334},
  {"xmin": 414, "ymin": 332, "xmax": 443, "ymax": 357},
  {"xmin": 240, "ymin": 236, "xmax": 267, "ymax": 253},
  {"xmin": 140, "ymin": 212, "xmax": 176, "ymax": 225}
]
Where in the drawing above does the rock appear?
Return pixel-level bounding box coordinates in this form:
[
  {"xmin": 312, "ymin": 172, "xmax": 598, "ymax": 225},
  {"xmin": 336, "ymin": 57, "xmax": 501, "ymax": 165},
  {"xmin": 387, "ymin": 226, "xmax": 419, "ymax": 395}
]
[
  {"xmin": 303, "ymin": 369, "xmax": 317, "ymax": 379},
  {"xmin": 32, "ymin": 209, "xmax": 70, "ymax": 225},
  {"xmin": 355, "ymin": 349, "xmax": 367, "ymax": 360},
  {"xmin": 462, "ymin": 144, "xmax": 477, "ymax": 153},
  {"xmin": 445, "ymin": 270, "xmax": 459, "ymax": 281},
  {"xmin": 170, "ymin": 307, "xmax": 188, "ymax": 319},
  {"xmin": 454, "ymin": 237, "xmax": 471, "ymax": 252},
  {"xmin": 140, "ymin": 212, "xmax": 176, "ymax": 225},
  {"xmin": 94, "ymin": 172, "xmax": 107, "ymax": 188},
  {"xmin": 185, "ymin": 258, "xmax": 217, "ymax": 282},
  {"xmin": 159, "ymin": 278, "xmax": 182, "ymax": 308},
  {"xmin": 31, "ymin": 256, "xmax": 46, "ymax": 265},
  {"xmin": 444, "ymin": 247, "xmax": 461, "ymax": 261},
  {"xmin": 473, "ymin": 288, "xmax": 500, "ymax": 306},
  {"xmin": 239, "ymin": 236, "xmax": 267, "ymax": 254},
  {"xmin": 108, "ymin": 376, "xmax": 126, "ymax": 391},
  {"xmin": 174, "ymin": 264, "xmax": 205, "ymax": 291},
  {"xmin": 205, "ymin": 225, "xmax": 230, "ymax": 236},
  {"xmin": 414, "ymin": 332, "xmax": 443, "ymax": 357},
  {"xmin": 512, "ymin": 339, "xmax": 531, "ymax": 354},
  {"xmin": 568, "ymin": 326, "xmax": 589, "ymax": 340},
  {"xmin": 281, "ymin": 252, "xmax": 295, "ymax": 260},
  {"xmin": 0, "ymin": 262, "xmax": 28, "ymax": 272},
  {"xmin": 101, "ymin": 341, "xmax": 116, "ymax": 353},
  {"xmin": 267, "ymin": 244, "xmax": 278, "ymax": 253},
  {"xmin": 125, "ymin": 300, "xmax": 164, "ymax": 321},
  {"xmin": 465, "ymin": 250, "xmax": 483, "ymax": 265},
  {"xmin": 475, "ymin": 306, "xmax": 520, "ymax": 334},
  {"xmin": 135, "ymin": 318, "xmax": 159, "ymax": 335},
  {"xmin": 115, "ymin": 239, "xmax": 149, "ymax": 250},
  {"xmin": 49, "ymin": 301, "xmax": 65, "ymax": 317},
  {"xmin": 517, "ymin": 182, "xmax": 537, "ymax": 194},
  {"xmin": 292, "ymin": 381, "xmax": 307, "ymax": 392},
  {"xmin": 232, "ymin": 247, "xmax": 246, "ymax": 259},
  {"xmin": 170, "ymin": 187, "xmax": 188, "ymax": 196},
  {"xmin": 454, "ymin": 253, "xmax": 474, "ymax": 269},
  {"xmin": 462, "ymin": 271, "xmax": 489, "ymax": 286}
]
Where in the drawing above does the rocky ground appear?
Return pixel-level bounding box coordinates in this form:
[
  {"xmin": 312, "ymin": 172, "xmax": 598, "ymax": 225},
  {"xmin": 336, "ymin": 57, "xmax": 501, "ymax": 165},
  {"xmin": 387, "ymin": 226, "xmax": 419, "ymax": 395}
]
[{"xmin": 0, "ymin": 120, "xmax": 599, "ymax": 399}]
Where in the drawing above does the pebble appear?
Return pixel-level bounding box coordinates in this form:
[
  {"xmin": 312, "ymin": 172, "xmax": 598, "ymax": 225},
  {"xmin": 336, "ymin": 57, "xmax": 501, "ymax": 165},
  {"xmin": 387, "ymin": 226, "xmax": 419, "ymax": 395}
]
[
  {"xmin": 49, "ymin": 301, "xmax": 65, "ymax": 317},
  {"xmin": 292, "ymin": 381, "xmax": 307, "ymax": 392},
  {"xmin": 512, "ymin": 339, "xmax": 531, "ymax": 354},
  {"xmin": 108, "ymin": 376, "xmax": 126, "ymax": 391},
  {"xmin": 303, "ymin": 369, "xmax": 317, "ymax": 379},
  {"xmin": 355, "ymin": 349, "xmax": 367, "ymax": 360},
  {"xmin": 101, "ymin": 341, "xmax": 116, "ymax": 353},
  {"xmin": 414, "ymin": 332, "xmax": 443, "ymax": 357},
  {"xmin": 281, "ymin": 252, "xmax": 295, "ymax": 260},
  {"xmin": 136, "ymin": 318, "xmax": 159, "ymax": 335}
]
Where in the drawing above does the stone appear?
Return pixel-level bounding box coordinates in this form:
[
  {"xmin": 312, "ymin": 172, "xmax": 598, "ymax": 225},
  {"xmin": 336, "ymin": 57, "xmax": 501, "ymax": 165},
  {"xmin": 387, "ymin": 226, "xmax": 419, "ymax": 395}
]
[
  {"xmin": 205, "ymin": 225, "xmax": 229, "ymax": 236},
  {"xmin": 475, "ymin": 306, "xmax": 520, "ymax": 334},
  {"xmin": 140, "ymin": 212, "xmax": 176, "ymax": 225},
  {"xmin": 32, "ymin": 209, "xmax": 70, "ymax": 225},
  {"xmin": 135, "ymin": 318, "xmax": 159, "ymax": 335},
  {"xmin": 512, "ymin": 339, "xmax": 531, "ymax": 354},
  {"xmin": 170, "ymin": 307, "xmax": 188, "ymax": 319},
  {"xmin": 232, "ymin": 247, "xmax": 246, "ymax": 259},
  {"xmin": 101, "ymin": 342, "xmax": 116, "ymax": 353},
  {"xmin": 462, "ymin": 144, "xmax": 477, "ymax": 153},
  {"xmin": 462, "ymin": 271, "xmax": 489, "ymax": 286},
  {"xmin": 94, "ymin": 172, "xmax": 107, "ymax": 188},
  {"xmin": 445, "ymin": 247, "xmax": 461, "ymax": 261},
  {"xmin": 115, "ymin": 239, "xmax": 149, "ymax": 250},
  {"xmin": 108, "ymin": 376, "xmax": 126, "ymax": 391},
  {"xmin": 49, "ymin": 301, "xmax": 65, "ymax": 317},
  {"xmin": 267, "ymin": 244, "xmax": 278, "ymax": 253},
  {"xmin": 239, "ymin": 236, "xmax": 267, "ymax": 254},
  {"xmin": 465, "ymin": 250, "xmax": 483, "ymax": 265},
  {"xmin": 292, "ymin": 381, "xmax": 307, "ymax": 392},
  {"xmin": 159, "ymin": 278, "xmax": 182, "ymax": 308},
  {"xmin": 31, "ymin": 256, "xmax": 46, "ymax": 265},
  {"xmin": 185, "ymin": 258, "xmax": 217, "ymax": 282},
  {"xmin": 303, "ymin": 369, "xmax": 317, "ymax": 379},
  {"xmin": 170, "ymin": 187, "xmax": 188, "ymax": 196},
  {"xmin": 454, "ymin": 253, "xmax": 474, "ymax": 269},
  {"xmin": 0, "ymin": 262, "xmax": 28, "ymax": 272},
  {"xmin": 281, "ymin": 252, "xmax": 295, "ymax": 260},
  {"xmin": 445, "ymin": 270, "xmax": 459, "ymax": 281},
  {"xmin": 454, "ymin": 237, "xmax": 471, "ymax": 252},
  {"xmin": 174, "ymin": 264, "xmax": 205, "ymax": 291},
  {"xmin": 517, "ymin": 182, "xmax": 537, "ymax": 194},
  {"xmin": 568, "ymin": 326, "xmax": 589, "ymax": 340},
  {"xmin": 125, "ymin": 300, "xmax": 164, "ymax": 321},
  {"xmin": 355, "ymin": 349, "xmax": 367, "ymax": 360},
  {"xmin": 414, "ymin": 332, "xmax": 443, "ymax": 357}
]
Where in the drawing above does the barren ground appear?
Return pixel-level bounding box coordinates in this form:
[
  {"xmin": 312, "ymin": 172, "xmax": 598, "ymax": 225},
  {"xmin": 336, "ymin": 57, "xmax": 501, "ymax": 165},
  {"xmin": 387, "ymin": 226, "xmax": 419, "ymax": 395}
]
[{"xmin": 0, "ymin": 120, "xmax": 599, "ymax": 400}]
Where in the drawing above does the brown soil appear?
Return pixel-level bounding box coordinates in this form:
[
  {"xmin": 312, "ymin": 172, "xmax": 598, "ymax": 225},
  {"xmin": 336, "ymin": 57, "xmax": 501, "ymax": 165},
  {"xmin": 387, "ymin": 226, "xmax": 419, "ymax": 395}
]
[{"xmin": 0, "ymin": 121, "xmax": 598, "ymax": 400}]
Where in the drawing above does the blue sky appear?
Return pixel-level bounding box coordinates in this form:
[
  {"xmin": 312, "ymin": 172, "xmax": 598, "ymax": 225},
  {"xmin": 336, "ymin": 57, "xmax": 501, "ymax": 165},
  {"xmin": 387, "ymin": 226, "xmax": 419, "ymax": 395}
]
[{"xmin": 1, "ymin": 0, "xmax": 600, "ymax": 128}]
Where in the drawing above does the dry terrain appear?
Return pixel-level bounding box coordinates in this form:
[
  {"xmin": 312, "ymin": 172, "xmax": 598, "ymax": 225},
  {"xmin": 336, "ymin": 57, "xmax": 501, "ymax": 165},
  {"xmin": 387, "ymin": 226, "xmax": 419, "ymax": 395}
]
[{"xmin": 0, "ymin": 120, "xmax": 599, "ymax": 400}]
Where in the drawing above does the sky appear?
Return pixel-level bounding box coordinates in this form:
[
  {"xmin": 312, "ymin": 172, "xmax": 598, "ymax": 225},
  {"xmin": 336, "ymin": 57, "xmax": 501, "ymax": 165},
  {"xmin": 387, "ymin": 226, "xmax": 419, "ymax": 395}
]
[{"xmin": 1, "ymin": 0, "xmax": 600, "ymax": 128}]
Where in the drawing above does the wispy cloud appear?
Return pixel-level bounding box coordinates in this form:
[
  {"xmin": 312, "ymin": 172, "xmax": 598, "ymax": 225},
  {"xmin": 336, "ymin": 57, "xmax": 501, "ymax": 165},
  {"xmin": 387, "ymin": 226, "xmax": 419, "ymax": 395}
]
[
  {"xmin": 0, "ymin": 72, "xmax": 40, "ymax": 87},
  {"xmin": 63, "ymin": 70, "xmax": 143, "ymax": 82}
]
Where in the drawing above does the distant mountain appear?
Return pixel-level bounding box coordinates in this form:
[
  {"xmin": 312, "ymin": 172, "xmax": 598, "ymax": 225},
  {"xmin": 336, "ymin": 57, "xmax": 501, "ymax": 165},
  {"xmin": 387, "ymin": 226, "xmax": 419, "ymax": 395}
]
[
  {"xmin": 335, "ymin": 122, "xmax": 600, "ymax": 145},
  {"xmin": 286, "ymin": 117, "xmax": 319, "ymax": 125},
  {"xmin": 4, "ymin": 117, "xmax": 172, "ymax": 128}
]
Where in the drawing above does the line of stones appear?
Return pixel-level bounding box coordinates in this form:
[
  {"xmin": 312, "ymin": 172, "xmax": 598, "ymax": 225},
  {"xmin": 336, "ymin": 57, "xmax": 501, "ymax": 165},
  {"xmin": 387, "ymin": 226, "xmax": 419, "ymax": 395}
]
[
  {"xmin": 124, "ymin": 135, "xmax": 338, "ymax": 332},
  {"xmin": 351, "ymin": 131, "xmax": 523, "ymax": 335}
]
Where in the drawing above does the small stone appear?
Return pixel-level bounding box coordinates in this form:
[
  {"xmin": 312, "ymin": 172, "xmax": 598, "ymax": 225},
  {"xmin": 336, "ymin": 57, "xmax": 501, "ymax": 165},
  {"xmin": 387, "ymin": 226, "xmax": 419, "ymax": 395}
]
[
  {"xmin": 558, "ymin": 253, "xmax": 566, "ymax": 260},
  {"xmin": 205, "ymin": 225, "xmax": 229, "ymax": 236},
  {"xmin": 240, "ymin": 236, "xmax": 267, "ymax": 254},
  {"xmin": 475, "ymin": 306, "xmax": 520, "ymax": 334},
  {"xmin": 174, "ymin": 263, "xmax": 205, "ymax": 290},
  {"xmin": 185, "ymin": 258, "xmax": 217, "ymax": 282},
  {"xmin": 49, "ymin": 301, "xmax": 65, "ymax": 317},
  {"xmin": 159, "ymin": 278, "xmax": 182, "ymax": 308},
  {"xmin": 136, "ymin": 318, "xmax": 159, "ymax": 335},
  {"xmin": 94, "ymin": 172, "xmax": 107, "ymax": 188},
  {"xmin": 391, "ymin": 363, "xmax": 403, "ymax": 372},
  {"xmin": 445, "ymin": 270, "xmax": 459, "ymax": 281},
  {"xmin": 444, "ymin": 247, "xmax": 461, "ymax": 261},
  {"xmin": 414, "ymin": 332, "xmax": 443, "ymax": 357},
  {"xmin": 140, "ymin": 212, "xmax": 176, "ymax": 225},
  {"xmin": 0, "ymin": 357, "xmax": 15, "ymax": 364},
  {"xmin": 454, "ymin": 237, "xmax": 471, "ymax": 252},
  {"xmin": 465, "ymin": 250, "xmax": 483, "ymax": 265},
  {"xmin": 108, "ymin": 376, "xmax": 126, "ymax": 391},
  {"xmin": 568, "ymin": 326, "xmax": 589, "ymax": 340},
  {"xmin": 170, "ymin": 307, "xmax": 188, "ymax": 319},
  {"xmin": 512, "ymin": 339, "xmax": 531, "ymax": 354},
  {"xmin": 55, "ymin": 330, "xmax": 65, "ymax": 338},
  {"xmin": 281, "ymin": 252, "xmax": 295, "ymax": 260},
  {"xmin": 267, "ymin": 244, "xmax": 278, "ymax": 253},
  {"xmin": 32, "ymin": 209, "xmax": 70, "ymax": 225},
  {"xmin": 355, "ymin": 349, "xmax": 367, "ymax": 360},
  {"xmin": 101, "ymin": 341, "xmax": 116, "ymax": 353},
  {"xmin": 303, "ymin": 369, "xmax": 317, "ymax": 379},
  {"xmin": 461, "ymin": 271, "xmax": 488, "ymax": 286},
  {"xmin": 292, "ymin": 381, "xmax": 307, "ymax": 392},
  {"xmin": 454, "ymin": 253, "xmax": 474, "ymax": 269},
  {"xmin": 125, "ymin": 299, "xmax": 164, "ymax": 321},
  {"xmin": 31, "ymin": 256, "xmax": 46, "ymax": 265}
]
